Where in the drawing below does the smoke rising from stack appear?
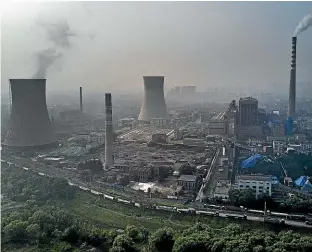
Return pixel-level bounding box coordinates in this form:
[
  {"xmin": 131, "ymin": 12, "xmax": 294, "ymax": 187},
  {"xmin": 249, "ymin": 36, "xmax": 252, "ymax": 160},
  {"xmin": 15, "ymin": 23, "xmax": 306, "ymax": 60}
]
[
  {"xmin": 293, "ymin": 13, "xmax": 312, "ymax": 37},
  {"xmin": 33, "ymin": 18, "xmax": 75, "ymax": 78}
]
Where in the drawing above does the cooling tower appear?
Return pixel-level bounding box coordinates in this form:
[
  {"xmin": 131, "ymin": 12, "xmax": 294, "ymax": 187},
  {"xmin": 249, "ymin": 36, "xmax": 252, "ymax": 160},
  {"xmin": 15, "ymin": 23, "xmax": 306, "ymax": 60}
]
[
  {"xmin": 3, "ymin": 79, "xmax": 56, "ymax": 149},
  {"xmin": 104, "ymin": 93, "xmax": 114, "ymax": 169},
  {"xmin": 138, "ymin": 76, "xmax": 168, "ymax": 122},
  {"xmin": 288, "ymin": 37, "xmax": 297, "ymax": 118}
]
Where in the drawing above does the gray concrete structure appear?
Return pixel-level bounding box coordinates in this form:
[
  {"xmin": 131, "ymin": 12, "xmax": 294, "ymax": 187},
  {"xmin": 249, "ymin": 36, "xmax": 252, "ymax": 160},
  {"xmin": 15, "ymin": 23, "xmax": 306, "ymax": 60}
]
[
  {"xmin": 138, "ymin": 76, "xmax": 168, "ymax": 123},
  {"xmin": 104, "ymin": 93, "xmax": 114, "ymax": 169},
  {"xmin": 80, "ymin": 87, "xmax": 83, "ymax": 113},
  {"xmin": 3, "ymin": 79, "xmax": 56, "ymax": 148},
  {"xmin": 288, "ymin": 37, "xmax": 297, "ymax": 118}
]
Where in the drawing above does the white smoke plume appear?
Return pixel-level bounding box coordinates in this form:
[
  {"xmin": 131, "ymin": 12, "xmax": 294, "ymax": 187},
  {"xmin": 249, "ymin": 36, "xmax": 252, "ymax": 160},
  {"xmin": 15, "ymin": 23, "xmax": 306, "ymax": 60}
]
[
  {"xmin": 32, "ymin": 18, "xmax": 75, "ymax": 78},
  {"xmin": 33, "ymin": 49, "xmax": 62, "ymax": 78},
  {"xmin": 293, "ymin": 13, "xmax": 312, "ymax": 37}
]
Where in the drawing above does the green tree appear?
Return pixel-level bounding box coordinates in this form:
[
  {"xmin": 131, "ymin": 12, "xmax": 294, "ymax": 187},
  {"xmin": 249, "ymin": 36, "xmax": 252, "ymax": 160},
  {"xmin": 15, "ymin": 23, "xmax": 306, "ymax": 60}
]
[
  {"xmin": 26, "ymin": 223, "xmax": 41, "ymax": 244},
  {"xmin": 111, "ymin": 234, "xmax": 139, "ymax": 252},
  {"xmin": 148, "ymin": 227, "xmax": 175, "ymax": 252},
  {"xmin": 3, "ymin": 220, "xmax": 29, "ymax": 243},
  {"xmin": 52, "ymin": 241, "xmax": 74, "ymax": 252}
]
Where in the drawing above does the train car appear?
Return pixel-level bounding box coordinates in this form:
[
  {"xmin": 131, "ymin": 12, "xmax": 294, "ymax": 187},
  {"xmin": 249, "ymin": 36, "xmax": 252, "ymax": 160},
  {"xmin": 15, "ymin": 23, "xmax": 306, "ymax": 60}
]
[
  {"xmin": 225, "ymin": 214, "xmax": 247, "ymax": 220},
  {"xmin": 225, "ymin": 205, "xmax": 243, "ymax": 211},
  {"xmin": 156, "ymin": 205, "xmax": 176, "ymax": 212},
  {"xmin": 248, "ymin": 209, "xmax": 265, "ymax": 215},
  {"xmin": 117, "ymin": 198, "xmax": 131, "ymax": 205},
  {"xmin": 288, "ymin": 214, "xmax": 306, "ymax": 221},
  {"xmin": 79, "ymin": 186, "xmax": 90, "ymax": 192},
  {"xmin": 91, "ymin": 190, "xmax": 103, "ymax": 196},
  {"xmin": 68, "ymin": 182, "xmax": 79, "ymax": 189},
  {"xmin": 103, "ymin": 194, "xmax": 114, "ymax": 201},
  {"xmin": 196, "ymin": 210, "xmax": 216, "ymax": 216},
  {"xmin": 206, "ymin": 204, "xmax": 226, "ymax": 210},
  {"xmin": 177, "ymin": 208, "xmax": 190, "ymax": 214},
  {"xmin": 270, "ymin": 212, "xmax": 289, "ymax": 218}
]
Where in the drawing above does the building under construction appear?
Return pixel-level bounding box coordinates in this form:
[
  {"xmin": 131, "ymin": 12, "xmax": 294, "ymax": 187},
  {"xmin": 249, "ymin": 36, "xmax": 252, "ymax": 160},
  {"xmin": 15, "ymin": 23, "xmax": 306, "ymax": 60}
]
[{"xmin": 3, "ymin": 79, "xmax": 56, "ymax": 150}]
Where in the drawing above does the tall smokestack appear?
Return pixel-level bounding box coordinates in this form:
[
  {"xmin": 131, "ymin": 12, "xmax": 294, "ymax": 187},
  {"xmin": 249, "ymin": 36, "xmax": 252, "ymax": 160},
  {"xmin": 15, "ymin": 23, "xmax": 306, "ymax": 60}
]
[
  {"xmin": 288, "ymin": 37, "xmax": 297, "ymax": 118},
  {"xmin": 80, "ymin": 87, "xmax": 83, "ymax": 113},
  {"xmin": 104, "ymin": 93, "xmax": 113, "ymax": 169}
]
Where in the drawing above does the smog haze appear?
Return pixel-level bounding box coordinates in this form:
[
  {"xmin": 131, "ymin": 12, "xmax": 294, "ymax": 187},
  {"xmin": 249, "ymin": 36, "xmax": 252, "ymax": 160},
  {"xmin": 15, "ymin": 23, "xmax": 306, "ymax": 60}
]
[{"xmin": 1, "ymin": 1, "xmax": 312, "ymax": 96}]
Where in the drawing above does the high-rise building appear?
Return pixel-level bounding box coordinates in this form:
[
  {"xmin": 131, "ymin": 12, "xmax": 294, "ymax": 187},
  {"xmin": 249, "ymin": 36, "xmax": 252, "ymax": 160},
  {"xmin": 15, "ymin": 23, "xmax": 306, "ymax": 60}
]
[{"xmin": 239, "ymin": 97, "xmax": 259, "ymax": 126}]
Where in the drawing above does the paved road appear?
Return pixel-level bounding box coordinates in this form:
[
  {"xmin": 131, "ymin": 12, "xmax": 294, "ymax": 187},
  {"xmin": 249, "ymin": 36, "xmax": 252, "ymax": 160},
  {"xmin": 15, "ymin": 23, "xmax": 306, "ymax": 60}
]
[{"xmin": 196, "ymin": 148, "xmax": 220, "ymax": 201}]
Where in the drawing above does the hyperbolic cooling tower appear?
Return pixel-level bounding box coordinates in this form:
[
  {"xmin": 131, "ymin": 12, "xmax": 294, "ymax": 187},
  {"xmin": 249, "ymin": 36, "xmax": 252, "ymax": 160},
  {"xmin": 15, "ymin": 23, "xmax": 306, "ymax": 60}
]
[
  {"xmin": 104, "ymin": 93, "xmax": 114, "ymax": 169},
  {"xmin": 3, "ymin": 79, "xmax": 56, "ymax": 148},
  {"xmin": 288, "ymin": 37, "xmax": 297, "ymax": 118},
  {"xmin": 138, "ymin": 76, "xmax": 168, "ymax": 121}
]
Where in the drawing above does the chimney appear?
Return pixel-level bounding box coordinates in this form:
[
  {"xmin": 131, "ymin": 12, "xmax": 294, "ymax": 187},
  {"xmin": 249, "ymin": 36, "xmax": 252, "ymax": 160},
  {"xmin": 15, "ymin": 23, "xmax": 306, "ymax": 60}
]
[
  {"xmin": 104, "ymin": 93, "xmax": 113, "ymax": 169},
  {"xmin": 288, "ymin": 37, "xmax": 297, "ymax": 118},
  {"xmin": 80, "ymin": 87, "xmax": 83, "ymax": 113}
]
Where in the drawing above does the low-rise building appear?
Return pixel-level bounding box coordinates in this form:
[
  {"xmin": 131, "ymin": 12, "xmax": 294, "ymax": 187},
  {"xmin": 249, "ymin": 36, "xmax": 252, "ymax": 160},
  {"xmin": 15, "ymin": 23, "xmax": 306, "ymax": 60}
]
[
  {"xmin": 178, "ymin": 175, "xmax": 198, "ymax": 191},
  {"xmin": 235, "ymin": 174, "xmax": 274, "ymax": 197},
  {"xmin": 273, "ymin": 141, "xmax": 286, "ymax": 154},
  {"xmin": 214, "ymin": 180, "xmax": 231, "ymax": 200}
]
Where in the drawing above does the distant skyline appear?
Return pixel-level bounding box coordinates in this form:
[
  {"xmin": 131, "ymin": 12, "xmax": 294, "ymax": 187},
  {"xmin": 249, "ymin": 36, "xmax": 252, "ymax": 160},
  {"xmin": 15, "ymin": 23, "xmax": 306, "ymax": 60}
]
[{"xmin": 1, "ymin": 1, "xmax": 312, "ymax": 96}]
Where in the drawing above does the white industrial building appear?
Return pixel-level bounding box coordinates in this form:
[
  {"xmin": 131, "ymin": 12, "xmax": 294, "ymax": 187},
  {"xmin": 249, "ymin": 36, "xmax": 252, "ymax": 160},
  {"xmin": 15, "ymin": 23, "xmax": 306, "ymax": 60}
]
[{"xmin": 235, "ymin": 174, "xmax": 274, "ymax": 197}]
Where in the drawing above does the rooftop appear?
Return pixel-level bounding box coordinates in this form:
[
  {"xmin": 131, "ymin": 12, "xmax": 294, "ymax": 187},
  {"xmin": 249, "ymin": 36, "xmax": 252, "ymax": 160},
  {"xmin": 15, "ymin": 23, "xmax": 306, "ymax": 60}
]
[
  {"xmin": 211, "ymin": 112, "xmax": 226, "ymax": 121},
  {"xmin": 178, "ymin": 175, "xmax": 197, "ymax": 182},
  {"xmin": 236, "ymin": 174, "xmax": 273, "ymax": 182}
]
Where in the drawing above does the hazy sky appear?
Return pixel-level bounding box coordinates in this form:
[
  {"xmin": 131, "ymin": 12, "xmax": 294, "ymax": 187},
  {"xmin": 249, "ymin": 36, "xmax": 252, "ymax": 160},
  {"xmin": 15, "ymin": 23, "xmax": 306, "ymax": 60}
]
[{"xmin": 1, "ymin": 1, "xmax": 312, "ymax": 95}]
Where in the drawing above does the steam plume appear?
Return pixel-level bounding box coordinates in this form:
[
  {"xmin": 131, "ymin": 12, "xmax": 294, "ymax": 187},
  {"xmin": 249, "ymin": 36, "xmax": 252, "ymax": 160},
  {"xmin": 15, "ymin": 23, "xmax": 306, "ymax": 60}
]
[
  {"xmin": 33, "ymin": 18, "xmax": 75, "ymax": 78},
  {"xmin": 37, "ymin": 19, "xmax": 76, "ymax": 48},
  {"xmin": 33, "ymin": 49, "xmax": 62, "ymax": 78},
  {"xmin": 293, "ymin": 13, "xmax": 312, "ymax": 37}
]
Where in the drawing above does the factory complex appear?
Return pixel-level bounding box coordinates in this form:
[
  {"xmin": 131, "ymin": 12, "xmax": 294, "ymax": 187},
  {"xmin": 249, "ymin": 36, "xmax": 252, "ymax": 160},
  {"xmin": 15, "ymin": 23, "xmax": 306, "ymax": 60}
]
[{"xmin": 1, "ymin": 13, "xmax": 312, "ymax": 228}]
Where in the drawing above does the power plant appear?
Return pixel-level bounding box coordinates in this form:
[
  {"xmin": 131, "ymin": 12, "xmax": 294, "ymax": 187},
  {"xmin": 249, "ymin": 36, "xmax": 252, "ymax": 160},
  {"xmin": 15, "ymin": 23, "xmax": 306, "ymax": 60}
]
[
  {"xmin": 3, "ymin": 79, "xmax": 56, "ymax": 149},
  {"xmin": 104, "ymin": 93, "xmax": 114, "ymax": 169},
  {"xmin": 138, "ymin": 76, "xmax": 168, "ymax": 124}
]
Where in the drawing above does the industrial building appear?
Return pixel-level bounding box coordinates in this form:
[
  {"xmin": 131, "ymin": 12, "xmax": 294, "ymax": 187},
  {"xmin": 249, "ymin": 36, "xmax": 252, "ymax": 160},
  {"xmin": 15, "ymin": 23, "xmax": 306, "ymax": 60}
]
[
  {"xmin": 209, "ymin": 112, "xmax": 227, "ymax": 135},
  {"xmin": 3, "ymin": 79, "xmax": 56, "ymax": 149},
  {"xmin": 235, "ymin": 174, "xmax": 274, "ymax": 197},
  {"xmin": 177, "ymin": 175, "xmax": 198, "ymax": 191}
]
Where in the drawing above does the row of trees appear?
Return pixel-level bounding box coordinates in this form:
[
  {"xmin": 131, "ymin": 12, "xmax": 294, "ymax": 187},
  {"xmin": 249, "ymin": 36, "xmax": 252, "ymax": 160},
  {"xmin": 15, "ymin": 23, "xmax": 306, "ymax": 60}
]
[
  {"xmin": 227, "ymin": 189, "xmax": 312, "ymax": 214},
  {"xmin": 3, "ymin": 204, "xmax": 312, "ymax": 252},
  {"xmin": 1, "ymin": 164, "xmax": 77, "ymax": 205}
]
